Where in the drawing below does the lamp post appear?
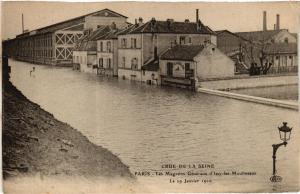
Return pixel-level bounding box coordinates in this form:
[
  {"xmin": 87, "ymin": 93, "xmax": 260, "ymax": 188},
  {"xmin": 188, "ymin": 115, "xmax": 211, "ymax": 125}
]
[{"xmin": 270, "ymin": 122, "xmax": 292, "ymax": 183}]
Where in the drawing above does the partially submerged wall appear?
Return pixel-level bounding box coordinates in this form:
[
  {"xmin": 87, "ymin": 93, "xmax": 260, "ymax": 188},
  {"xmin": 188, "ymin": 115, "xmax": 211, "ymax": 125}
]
[{"xmin": 198, "ymin": 75, "xmax": 298, "ymax": 90}]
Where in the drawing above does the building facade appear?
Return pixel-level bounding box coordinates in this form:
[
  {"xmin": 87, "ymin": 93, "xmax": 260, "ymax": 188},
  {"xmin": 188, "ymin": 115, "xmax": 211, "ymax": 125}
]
[
  {"xmin": 4, "ymin": 9, "xmax": 128, "ymax": 66},
  {"xmin": 117, "ymin": 14, "xmax": 216, "ymax": 83},
  {"xmin": 96, "ymin": 29, "xmax": 120, "ymax": 76},
  {"xmin": 160, "ymin": 44, "xmax": 235, "ymax": 89}
]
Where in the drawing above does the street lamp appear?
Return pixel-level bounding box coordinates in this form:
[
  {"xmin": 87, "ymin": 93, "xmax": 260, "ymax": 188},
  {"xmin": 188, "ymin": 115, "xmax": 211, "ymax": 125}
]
[{"xmin": 270, "ymin": 122, "xmax": 292, "ymax": 183}]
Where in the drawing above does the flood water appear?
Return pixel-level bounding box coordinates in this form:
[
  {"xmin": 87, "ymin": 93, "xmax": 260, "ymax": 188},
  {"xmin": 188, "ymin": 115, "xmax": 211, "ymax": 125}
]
[{"xmin": 9, "ymin": 59, "xmax": 300, "ymax": 192}]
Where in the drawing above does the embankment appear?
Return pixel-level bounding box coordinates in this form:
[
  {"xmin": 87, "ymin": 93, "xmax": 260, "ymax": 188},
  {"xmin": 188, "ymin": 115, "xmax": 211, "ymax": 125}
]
[
  {"xmin": 2, "ymin": 79, "xmax": 134, "ymax": 180},
  {"xmin": 198, "ymin": 74, "xmax": 298, "ymax": 90}
]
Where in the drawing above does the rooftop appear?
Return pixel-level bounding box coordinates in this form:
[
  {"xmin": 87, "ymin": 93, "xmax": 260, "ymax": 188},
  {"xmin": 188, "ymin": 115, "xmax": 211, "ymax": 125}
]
[
  {"xmin": 16, "ymin": 8, "xmax": 127, "ymax": 38},
  {"xmin": 264, "ymin": 43, "xmax": 297, "ymax": 54},
  {"xmin": 128, "ymin": 19, "xmax": 215, "ymax": 35},
  {"xmin": 160, "ymin": 45, "xmax": 205, "ymax": 61},
  {"xmin": 235, "ymin": 29, "xmax": 288, "ymax": 42}
]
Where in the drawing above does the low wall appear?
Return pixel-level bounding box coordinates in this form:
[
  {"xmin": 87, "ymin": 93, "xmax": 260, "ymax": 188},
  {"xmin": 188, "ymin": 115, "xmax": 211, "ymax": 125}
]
[
  {"xmin": 198, "ymin": 75, "xmax": 298, "ymax": 90},
  {"xmin": 198, "ymin": 88, "xmax": 298, "ymax": 111}
]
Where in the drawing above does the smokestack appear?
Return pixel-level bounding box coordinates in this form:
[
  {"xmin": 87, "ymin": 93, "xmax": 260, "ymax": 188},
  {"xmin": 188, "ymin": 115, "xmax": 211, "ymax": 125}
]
[
  {"xmin": 22, "ymin": 14, "xmax": 24, "ymax": 33},
  {"xmin": 276, "ymin": 14, "xmax": 280, "ymax": 30},
  {"xmin": 196, "ymin": 9, "xmax": 199, "ymax": 23},
  {"xmin": 263, "ymin": 11, "xmax": 267, "ymax": 31}
]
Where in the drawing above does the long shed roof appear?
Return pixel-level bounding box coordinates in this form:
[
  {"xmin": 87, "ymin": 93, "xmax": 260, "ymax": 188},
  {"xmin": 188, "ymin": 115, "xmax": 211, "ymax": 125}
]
[{"xmin": 16, "ymin": 8, "xmax": 127, "ymax": 38}]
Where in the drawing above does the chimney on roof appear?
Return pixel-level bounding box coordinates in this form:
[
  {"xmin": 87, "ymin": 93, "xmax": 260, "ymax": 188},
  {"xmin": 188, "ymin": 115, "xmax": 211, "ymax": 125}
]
[
  {"xmin": 138, "ymin": 17, "xmax": 143, "ymax": 26},
  {"xmin": 166, "ymin": 19, "xmax": 173, "ymax": 30},
  {"xmin": 196, "ymin": 9, "xmax": 199, "ymax": 23},
  {"xmin": 263, "ymin": 11, "xmax": 267, "ymax": 31},
  {"xmin": 274, "ymin": 24, "xmax": 276, "ymax": 30},
  {"xmin": 111, "ymin": 22, "xmax": 116, "ymax": 30},
  {"xmin": 151, "ymin": 17, "xmax": 156, "ymax": 31},
  {"xmin": 135, "ymin": 18, "xmax": 137, "ymax": 25},
  {"xmin": 276, "ymin": 14, "xmax": 280, "ymax": 30},
  {"xmin": 185, "ymin": 19, "xmax": 190, "ymax": 23}
]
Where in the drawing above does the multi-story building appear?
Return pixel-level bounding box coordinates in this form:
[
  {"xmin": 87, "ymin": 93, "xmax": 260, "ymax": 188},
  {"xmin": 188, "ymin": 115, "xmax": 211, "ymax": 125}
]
[
  {"xmin": 4, "ymin": 9, "xmax": 128, "ymax": 66},
  {"xmin": 96, "ymin": 27, "xmax": 122, "ymax": 76},
  {"xmin": 117, "ymin": 10, "xmax": 216, "ymax": 84},
  {"xmin": 73, "ymin": 26, "xmax": 112, "ymax": 73}
]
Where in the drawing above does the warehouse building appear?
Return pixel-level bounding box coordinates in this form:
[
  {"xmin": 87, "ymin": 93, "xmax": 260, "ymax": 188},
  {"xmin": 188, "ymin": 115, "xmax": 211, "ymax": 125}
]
[{"xmin": 3, "ymin": 9, "xmax": 128, "ymax": 66}]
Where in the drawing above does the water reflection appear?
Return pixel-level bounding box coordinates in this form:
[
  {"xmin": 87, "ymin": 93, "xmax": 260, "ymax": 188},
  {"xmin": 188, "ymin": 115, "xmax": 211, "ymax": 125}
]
[{"xmin": 9, "ymin": 59, "xmax": 299, "ymax": 192}]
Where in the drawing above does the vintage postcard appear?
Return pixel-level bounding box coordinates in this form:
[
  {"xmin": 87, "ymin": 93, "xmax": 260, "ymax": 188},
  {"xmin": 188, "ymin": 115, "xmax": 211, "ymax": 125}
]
[{"xmin": 1, "ymin": 1, "xmax": 299, "ymax": 193}]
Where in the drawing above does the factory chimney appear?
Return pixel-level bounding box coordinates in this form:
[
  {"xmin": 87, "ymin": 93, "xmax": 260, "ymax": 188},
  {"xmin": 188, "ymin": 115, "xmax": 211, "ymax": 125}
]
[
  {"xmin": 263, "ymin": 11, "xmax": 267, "ymax": 31},
  {"xmin": 22, "ymin": 14, "xmax": 24, "ymax": 33},
  {"xmin": 276, "ymin": 14, "xmax": 280, "ymax": 30}
]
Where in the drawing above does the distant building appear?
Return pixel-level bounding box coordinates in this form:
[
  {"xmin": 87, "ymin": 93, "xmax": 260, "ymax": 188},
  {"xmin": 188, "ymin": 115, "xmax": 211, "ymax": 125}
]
[
  {"xmin": 216, "ymin": 30, "xmax": 257, "ymax": 74},
  {"xmin": 117, "ymin": 9, "xmax": 216, "ymax": 83},
  {"xmin": 96, "ymin": 27, "xmax": 122, "ymax": 77},
  {"xmin": 4, "ymin": 9, "xmax": 128, "ymax": 66},
  {"xmin": 227, "ymin": 11, "xmax": 298, "ymax": 74},
  {"xmin": 73, "ymin": 26, "xmax": 112, "ymax": 73},
  {"xmin": 159, "ymin": 44, "xmax": 235, "ymax": 89},
  {"xmin": 264, "ymin": 43, "xmax": 298, "ymax": 74},
  {"xmin": 235, "ymin": 29, "xmax": 297, "ymax": 45}
]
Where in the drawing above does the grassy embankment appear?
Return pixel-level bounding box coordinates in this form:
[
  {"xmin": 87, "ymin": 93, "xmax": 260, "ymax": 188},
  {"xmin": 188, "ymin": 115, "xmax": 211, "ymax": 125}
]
[{"xmin": 2, "ymin": 65, "xmax": 134, "ymax": 180}]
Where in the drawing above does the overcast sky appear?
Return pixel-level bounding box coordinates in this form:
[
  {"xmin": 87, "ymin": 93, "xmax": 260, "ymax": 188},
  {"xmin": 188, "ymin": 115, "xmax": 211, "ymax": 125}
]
[{"xmin": 2, "ymin": 1, "xmax": 300, "ymax": 40}]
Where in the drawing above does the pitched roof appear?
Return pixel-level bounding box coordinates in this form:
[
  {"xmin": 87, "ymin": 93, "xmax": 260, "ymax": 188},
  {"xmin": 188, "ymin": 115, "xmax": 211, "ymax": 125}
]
[
  {"xmin": 160, "ymin": 45, "xmax": 205, "ymax": 61},
  {"xmin": 117, "ymin": 24, "xmax": 140, "ymax": 35},
  {"xmin": 128, "ymin": 20, "xmax": 215, "ymax": 35},
  {"xmin": 74, "ymin": 26, "xmax": 111, "ymax": 51},
  {"xmin": 264, "ymin": 43, "xmax": 297, "ymax": 54},
  {"xmin": 141, "ymin": 59, "xmax": 159, "ymax": 71},
  {"xmin": 16, "ymin": 8, "xmax": 127, "ymax": 38},
  {"xmin": 235, "ymin": 29, "xmax": 286, "ymax": 42},
  {"xmin": 216, "ymin": 29, "xmax": 250, "ymax": 42}
]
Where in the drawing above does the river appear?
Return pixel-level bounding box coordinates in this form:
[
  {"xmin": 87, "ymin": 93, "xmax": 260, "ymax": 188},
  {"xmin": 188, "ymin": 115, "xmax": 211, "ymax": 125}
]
[{"xmin": 9, "ymin": 59, "xmax": 299, "ymax": 192}]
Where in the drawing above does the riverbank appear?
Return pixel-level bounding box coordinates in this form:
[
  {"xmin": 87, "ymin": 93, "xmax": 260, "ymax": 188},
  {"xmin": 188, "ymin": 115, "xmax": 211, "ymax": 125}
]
[{"xmin": 2, "ymin": 79, "xmax": 134, "ymax": 180}]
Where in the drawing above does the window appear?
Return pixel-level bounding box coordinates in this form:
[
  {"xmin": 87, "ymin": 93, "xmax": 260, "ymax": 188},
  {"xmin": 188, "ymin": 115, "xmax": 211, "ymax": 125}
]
[
  {"xmin": 131, "ymin": 38, "xmax": 137, "ymax": 48},
  {"xmin": 100, "ymin": 42, "xmax": 103, "ymax": 52},
  {"xmin": 121, "ymin": 38, "xmax": 127, "ymax": 48},
  {"xmin": 284, "ymin": 56, "xmax": 288, "ymax": 66},
  {"xmin": 121, "ymin": 57, "xmax": 126, "ymax": 68},
  {"xmin": 131, "ymin": 58, "xmax": 138, "ymax": 70},
  {"xmin": 179, "ymin": 36, "xmax": 186, "ymax": 45},
  {"xmin": 107, "ymin": 41, "xmax": 111, "ymax": 52},
  {"xmin": 284, "ymin": 38, "xmax": 289, "ymax": 43},
  {"xmin": 185, "ymin": 63, "xmax": 190, "ymax": 70},
  {"xmin": 290, "ymin": 56, "xmax": 293, "ymax": 66},
  {"xmin": 188, "ymin": 37, "xmax": 192, "ymax": 44},
  {"xmin": 99, "ymin": 58, "xmax": 103, "ymax": 68},
  {"xmin": 107, "ymin": 58, "xmax": 111, "ymax": 69}
]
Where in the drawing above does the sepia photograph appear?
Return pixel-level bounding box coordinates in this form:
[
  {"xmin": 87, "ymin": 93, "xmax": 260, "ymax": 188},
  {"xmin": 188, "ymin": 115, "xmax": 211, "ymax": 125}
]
[{"xmin": 1, "ymin": 1, "xmax": 299, "ymax": 193}]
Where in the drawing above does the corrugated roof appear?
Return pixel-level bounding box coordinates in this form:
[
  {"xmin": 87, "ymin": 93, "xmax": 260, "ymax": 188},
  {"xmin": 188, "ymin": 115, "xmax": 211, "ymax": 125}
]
[
  {"xmin": 265, "ymin": 43, "xmax": 297, "ymax": 54},
  {"xmin": 160, "ymin": 45, "xmax": 205, "ymax": 61},
  {"xmin": 129, "ymin": 20, "xmax": 215, "ymax": 35}
]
